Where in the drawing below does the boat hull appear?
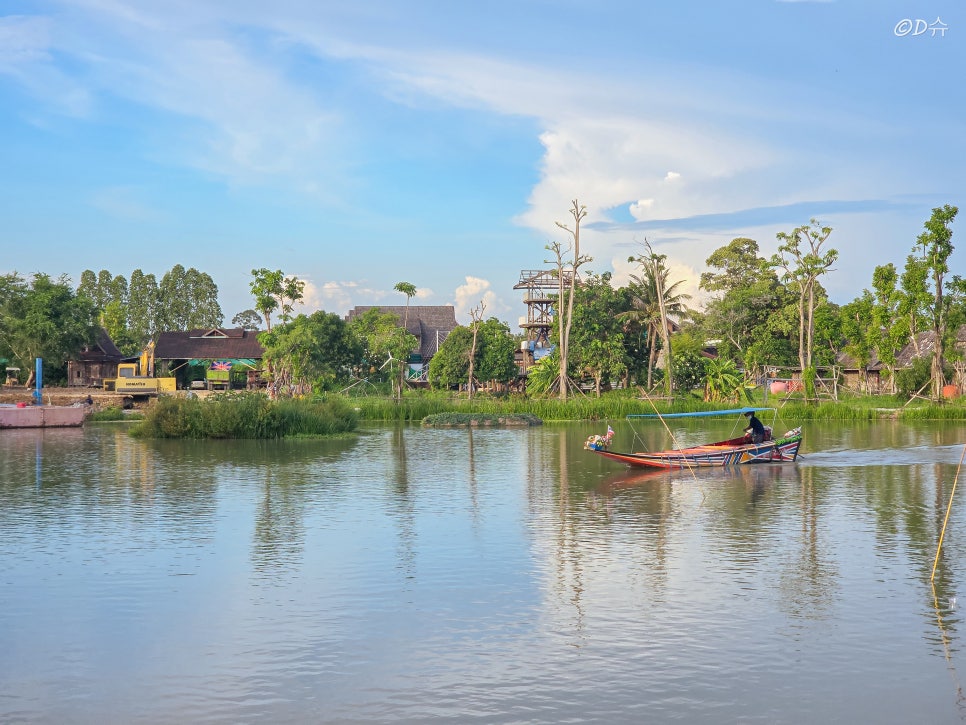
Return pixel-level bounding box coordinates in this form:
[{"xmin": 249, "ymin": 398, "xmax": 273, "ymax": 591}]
[
  {"xmin": 592, "ymin": 430, "xmax": 802, "ymax": 469},
  {"xmin": 0, "ymin": 404, "xmax": 87, "ymax": 429}
]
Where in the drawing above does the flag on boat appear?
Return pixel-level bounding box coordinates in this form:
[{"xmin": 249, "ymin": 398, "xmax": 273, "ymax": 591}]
[
  {"xmin": 606, "ymin": 425, "xmax": 614, "ymax": 438},
  {"xmin": 211, "ymin": 360, "xmax": 232, "ymax": 371}
]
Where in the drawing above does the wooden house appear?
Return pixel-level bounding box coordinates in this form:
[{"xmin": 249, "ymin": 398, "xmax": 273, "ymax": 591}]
[
  {"xmin": 67, "ymin": 328, "xmax": 125, "ymax": 388},
  {"xmin": 154, "ymin": 328, "xmax": 265, "ymax": 389}
]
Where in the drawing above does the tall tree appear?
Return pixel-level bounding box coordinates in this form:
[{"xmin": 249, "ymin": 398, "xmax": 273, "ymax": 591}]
[
  {"xmin": 347, "ymin": 308, "xmax": 417, "ymax": 387},
  {"xmin": 0, "ymin": 273, "xmax": 98, "ymax": 382},
  {"xmin": 259, "ymin": 311, "xmax": 363, "ymax": 397},
  {"xmin": 393, "ymin": 282, "xmax": 418, "ymax": 399},
  {"xmin": 870, "ymin": 263, "xmax": 907, "ymax": 392},
  {"xmin": 916, "ymin": 204, "xmax": 959, "ymax": 399},
  {"xmin": 699, "ymin": 238, "xmax": 788, "ymax": 366},
  {"xmin": 157, "ymin": 265, "xmax": 223, "ymax": 330},
  {"xmin": 250, "ymin": 269, "xmax": 305, "ymax": 332},
  {"xmin": 467, "ymin": 300, "xmax": 485, "ymax": 399},
  {"xmin": 546, "ymin": 199, "xmax": 592, "ymax": 400},
  {"xmin": 840, "ymin": 292, "xmax": 875, "ymax": 393},
  {"xmin": 232, "ymin": 310, "xmax": 263, "ymax": 331},
  {"xmin": 771, "ymin": 220, "xmax": 838, "ymax": 379},
  {"xmin": 127, "ymin": 269, "xmax": 159, "ymax": 347},
  {"xmin": 621, "ymin": 244, "xmax": 690, "ymax": 393},
  {"xmin": 568, "ymin": 272, "xmax": 627, "ymax": 396}
]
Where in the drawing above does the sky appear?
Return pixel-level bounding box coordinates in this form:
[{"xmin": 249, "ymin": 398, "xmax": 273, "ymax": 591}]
[{"xmin": 1, "ymin": 0, "xmax": 964, "ymax": 329}]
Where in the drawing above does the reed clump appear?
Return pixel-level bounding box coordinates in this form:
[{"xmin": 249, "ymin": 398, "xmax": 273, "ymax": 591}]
[{"xmin": 130, "ymin": 391, "xmax": 358, "ymax": 439}]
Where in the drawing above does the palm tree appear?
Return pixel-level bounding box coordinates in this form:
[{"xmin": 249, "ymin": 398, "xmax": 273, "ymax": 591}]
[
  {"xmin": 618, "ymin": 262, "xmax": 691, "ymax": 391},
  {"xmin": 393, "ymin": 282, "xmax": 417, "ymax": 399}
]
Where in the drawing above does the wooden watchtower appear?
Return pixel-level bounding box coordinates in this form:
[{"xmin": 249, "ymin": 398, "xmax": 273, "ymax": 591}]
[{"xmin": 514, "ymin": 269, "xmax": 575, "ymax": 347}]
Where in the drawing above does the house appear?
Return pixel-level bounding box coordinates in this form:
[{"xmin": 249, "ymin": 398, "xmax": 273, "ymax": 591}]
[
  {"xmin": 345, "ymin": 305, "xmax": 458, "ymax": 381},
  {"xmin": 67, "ymin": 328, "xmax": 125, "ymax": 387},
  {"xmin": 154, "ymin": 328, "xmax": 265, "ymax": 389},
  {"xmin": 837, "ymin": 326, "xmax": 966, "ymax": 395},
  {"xmin": 835, "ymin": 351, "xmax": 884, "ymax": 394}
]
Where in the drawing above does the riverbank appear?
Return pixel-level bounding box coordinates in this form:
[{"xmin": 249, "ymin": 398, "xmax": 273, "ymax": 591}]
[{"xmin": 7, "ymin": 386, "xmax": 964, "ymax": 423}]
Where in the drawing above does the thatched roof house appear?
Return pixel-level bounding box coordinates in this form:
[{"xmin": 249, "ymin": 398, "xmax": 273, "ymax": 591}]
[
  {"xmin": 836, "ymin": 325, "xmax": 966, "ymax": 393},
  {"xmin": 345, "ymin": 305, "xmax": 457, "ymax": 361}
]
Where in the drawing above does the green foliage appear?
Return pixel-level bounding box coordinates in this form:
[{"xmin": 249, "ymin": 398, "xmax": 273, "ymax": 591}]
[
  {"xmin": 250, "ymin": 268, "xmax": 305, "ymax": 331},
  {"xmin": 428, "ymin": 325, "xmax": 473, "ymax": 388},
  {"xmin": 475, "ymin": 318, "xmax": 518, "ymax": 384},
  {"xmin": 157, "ymin": 265, "xmax": 223, "ymax": 331},
  {"xmin": 429, "ymin": 319, "xmax": 517, "ymax": 390},
  {"xmin": 232, "ymin": 309, "xmax": 262, "ymax": 331},
  {"xmin": 771, "ymin": 220, "xmax": 838, "ymax": 371},
  {"xmin": 894, "ymin": 357, "xmax": 932, "ymax": 398},
  {"xmin": 131, "ymin": 391, "xmax": 358, "ymax": 438},
  {"xmin": 260, "ymin": 311, "xmax": 363, "ymax": 395},
  {"xmin": 0, "ymin": 272, "xmax": 98, "ymax": 383},
  {"xmin": 522, "ymin": 353, "xmax": 559, "ymax": 396},
  {"xmin": 342, "ymin": 387, "xmax": 966, "ymax": 422},
  {"xmin": 88, "ymin": 406, "xmax": 130, "ymax": 422},
  {"xmin": 702, "ymin": 357, "xmax": 750, "ymax": 403},
  {"xmin": 697, "ymin": 237, "xmax": 792, "ymax": 370},
  {"xmin": 672, "ymin": 349, "xmax": 705, "ymax": 393},
  {"xmin": 347, "ymin": 308, "xmax": 417, "ymax": 381},
  {"xmin": 568, "ymin": 272, "xmax": 628, "ymax": 395}
]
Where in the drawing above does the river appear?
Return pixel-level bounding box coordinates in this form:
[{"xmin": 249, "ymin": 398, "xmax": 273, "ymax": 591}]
[{"xmin": 2, "ymin": 417, "xmax": 966, "ymax": 723}]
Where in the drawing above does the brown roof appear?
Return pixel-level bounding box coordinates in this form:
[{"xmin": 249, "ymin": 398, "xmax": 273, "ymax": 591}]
[
  {"xmin": 154, "ymin": 328, "xmax": 264, "ymax": 360},
  {"xmin": 894, "ymin": 326, "xmax": 966, "ymax": 368},
  {"xmin": 839, "ymin": 326, "xmax": 966, "ymax": 370},
  {"xmin": 345, "ymin": 305, "xmax": 458, "ymax": 360},
  {"xmin": 75, "ymin": 328, "xmax": 124, "ymax": 363}
]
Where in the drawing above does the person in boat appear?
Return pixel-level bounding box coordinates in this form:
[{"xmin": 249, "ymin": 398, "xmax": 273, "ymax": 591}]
[{"xmin": 743, "ymin": 410, "xmax": 765, "ymax": 444}]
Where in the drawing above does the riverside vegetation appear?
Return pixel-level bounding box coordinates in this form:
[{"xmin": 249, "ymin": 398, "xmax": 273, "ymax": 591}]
[
  {"xmin": 129, "ymin": 391, "xmax": 357, "ymax": 439},
  {"xmin": 100, "ymin": 387, "xmax": 966, "ymax": 439}
]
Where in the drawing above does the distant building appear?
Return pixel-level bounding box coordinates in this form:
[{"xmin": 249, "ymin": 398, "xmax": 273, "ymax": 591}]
[
  {"xmin": 345, "ymin": 305, "xmax": 458, "ymax": 382},
  {"xmin": 154, "ymin": 328, "xmax": 265, "ymax": 389},
  {"xmin": 67, "ymin": 328, "xmax": 125, "ymax": 387}
]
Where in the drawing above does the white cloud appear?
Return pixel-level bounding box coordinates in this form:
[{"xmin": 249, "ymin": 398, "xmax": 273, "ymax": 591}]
[
  {"xmin": 308, "ymin": 280, "xmax": 385, "ymax": 315},
  {"xmin": 453, "ymin": 276, "xmax": 503, "ymax": 323}
]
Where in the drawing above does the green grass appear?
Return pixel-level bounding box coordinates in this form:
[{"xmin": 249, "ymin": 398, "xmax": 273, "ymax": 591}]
[
  {"xmin": 346, "ymin": 388, "xmax": 966, "ymax": 422},
  {"xmin": 130, "ymin": 391, "xmax": 359, "ymax": 439},
  {"xmin": 88, "ymin": 406, "xmax": 144, "ymax": 422}
]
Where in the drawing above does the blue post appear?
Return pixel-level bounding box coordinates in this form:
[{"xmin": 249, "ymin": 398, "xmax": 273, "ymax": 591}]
[{"xmin": 32, "ymin": 357, "xmax": 42, "ymax": 405}]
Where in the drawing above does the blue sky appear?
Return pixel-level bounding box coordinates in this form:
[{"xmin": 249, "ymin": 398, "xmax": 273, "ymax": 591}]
[{"xmin": 1, "ymin": 0, "xmax": 963, "ymax": 327}]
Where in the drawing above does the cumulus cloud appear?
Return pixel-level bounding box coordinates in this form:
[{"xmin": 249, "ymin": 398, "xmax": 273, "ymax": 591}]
[
  {"xmin": 303, "ymin": 280, "xmax": 385, "ymax": 315},
  {"xmin": 453, "ymin": 276, "xmax": 503, "ymax": 322}
]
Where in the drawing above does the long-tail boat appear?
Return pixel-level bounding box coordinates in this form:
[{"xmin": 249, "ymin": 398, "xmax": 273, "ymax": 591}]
[{"xmin": 584, "ymin": 408, "xmax": 802, "ymax": 470}]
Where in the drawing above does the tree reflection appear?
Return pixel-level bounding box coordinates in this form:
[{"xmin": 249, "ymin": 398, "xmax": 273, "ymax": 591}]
[{"xmin": 389, "ymin": 423, "xmax": 416, "ymax": 579}]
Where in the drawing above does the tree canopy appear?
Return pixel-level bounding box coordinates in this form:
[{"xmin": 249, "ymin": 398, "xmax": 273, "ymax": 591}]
[{"xmin": 0, "ymin": 273, "xmax": 98, "ymax": 383}]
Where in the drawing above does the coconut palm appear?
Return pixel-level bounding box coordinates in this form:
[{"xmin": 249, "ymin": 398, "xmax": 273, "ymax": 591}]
[{"xmin": 618, "ymin": 262, "xmax": 691, "ymax": 390}]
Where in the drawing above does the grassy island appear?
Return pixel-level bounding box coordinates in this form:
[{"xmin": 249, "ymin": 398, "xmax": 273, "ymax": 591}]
[{"xmin": 130, "ymin": 392, "xmax": 358, "ymax": 439}]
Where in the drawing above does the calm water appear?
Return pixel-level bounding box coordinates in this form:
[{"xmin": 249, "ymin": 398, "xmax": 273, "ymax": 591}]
[{"xmin": 3, "ymin": 418, "xmax": 966, "ymax": 723}]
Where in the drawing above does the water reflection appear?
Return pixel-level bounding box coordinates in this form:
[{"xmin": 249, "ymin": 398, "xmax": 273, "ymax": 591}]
[{"xmin": 4, "ymin": 421, "xmax": 966, "ymax": 722}]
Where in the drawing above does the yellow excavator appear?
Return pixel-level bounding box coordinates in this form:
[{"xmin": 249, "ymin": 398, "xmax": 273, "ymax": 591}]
[{"xmin": 103, "ymin": 342, "xmax": 177, "ymax": 396}]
